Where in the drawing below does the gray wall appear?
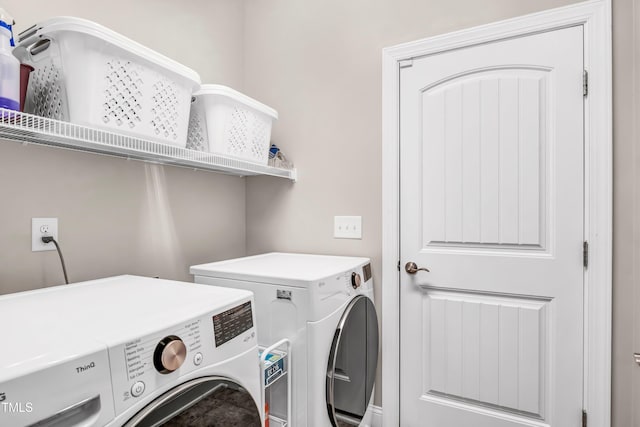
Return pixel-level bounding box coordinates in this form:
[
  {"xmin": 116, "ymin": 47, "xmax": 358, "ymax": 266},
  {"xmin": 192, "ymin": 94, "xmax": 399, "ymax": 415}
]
[
  {"xmin": 611, "ymin": 0, "xmax": 637, "ymax": 425},
  {"xmin": 243, "ymin": 0, "xmax": 640, "ymax": 420},
  {"xmin": 1, "ymin": 0, "xmax": 638, "ymax": 424},
  {"xmin": 0, "ymin": 0, "xmax": 247, "ymax": 294},
  {"xmin": 242, "ymin": 0, "xmax": 583, "ymax": 408}
]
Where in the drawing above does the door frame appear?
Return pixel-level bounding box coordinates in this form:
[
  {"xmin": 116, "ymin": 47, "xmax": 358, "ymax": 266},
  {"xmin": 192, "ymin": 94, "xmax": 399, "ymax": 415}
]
[{"xmin": 381, "ymin": 1, "xmax": 612, "ymax": 426}]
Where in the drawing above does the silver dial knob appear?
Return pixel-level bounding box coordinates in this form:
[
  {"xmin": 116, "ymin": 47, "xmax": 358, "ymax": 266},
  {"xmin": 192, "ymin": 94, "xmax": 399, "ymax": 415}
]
[
  {"xmin": 351, "ymin": 272, "xmax": 362, "ymax": 289},
  {"xmin": 154, "ymin": 335, "xmax": 187, "ymax": 374}
]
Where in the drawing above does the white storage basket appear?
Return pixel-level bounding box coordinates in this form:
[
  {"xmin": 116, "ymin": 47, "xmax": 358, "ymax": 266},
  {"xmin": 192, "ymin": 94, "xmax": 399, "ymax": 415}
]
[
  {"xmin": 14, "ymin": 17, "xmax": 201, "ymax": 147},
  {"xmin": 187, "ymin": 85, "xmax": 278, "ymax": 164}
]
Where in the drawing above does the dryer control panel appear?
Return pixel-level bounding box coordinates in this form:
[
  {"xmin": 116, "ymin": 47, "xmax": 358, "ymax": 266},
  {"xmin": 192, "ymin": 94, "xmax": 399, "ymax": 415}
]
[
  {"xmin": 108, "ymin": 298, "xmax": 256, "ymax": 416},
  {"xmin": 308, "ymin": 262, "xmax": 374, "ymax": 321}
]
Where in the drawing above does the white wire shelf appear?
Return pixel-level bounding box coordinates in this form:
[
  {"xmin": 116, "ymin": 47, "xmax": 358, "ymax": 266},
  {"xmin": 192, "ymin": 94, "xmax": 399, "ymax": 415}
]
[{"xmin": 0, "ymin": 109, "xmax": 297, "ymax": 181}]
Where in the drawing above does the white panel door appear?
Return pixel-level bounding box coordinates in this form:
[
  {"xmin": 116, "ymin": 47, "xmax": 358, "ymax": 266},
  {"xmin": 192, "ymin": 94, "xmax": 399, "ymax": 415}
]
[{"xmin": 399, "ymin": 26, "xmax": 584, "ymax": 427}]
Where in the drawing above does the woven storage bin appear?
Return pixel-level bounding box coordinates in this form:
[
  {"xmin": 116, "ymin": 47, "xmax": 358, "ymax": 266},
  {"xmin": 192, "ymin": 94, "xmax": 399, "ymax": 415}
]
[
  {"xmin": 15, "ymin": 17, "xmax": 201, "ymax": 147},
  {"xmin": 187, "ymin": 85, "xmax": 278, "ymax": 164}
]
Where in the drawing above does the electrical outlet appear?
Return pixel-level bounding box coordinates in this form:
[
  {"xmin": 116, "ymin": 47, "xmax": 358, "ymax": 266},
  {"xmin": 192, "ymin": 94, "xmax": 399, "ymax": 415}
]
[
  {"xmin": 334, "ymin": 216, "xmax": 362, "ymax": 239},
  {"xmin": 32, "ymin": 218, "xmax": 58, "ymax": 252}
]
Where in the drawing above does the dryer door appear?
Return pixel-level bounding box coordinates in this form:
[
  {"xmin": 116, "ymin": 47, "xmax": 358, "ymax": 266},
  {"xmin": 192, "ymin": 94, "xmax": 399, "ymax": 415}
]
[
  {"xmin": 326, "ymin": 295, "xmax": 379, "ymax": 426},
  {"xmin": 124, "ymin": 376, "xmax": 261, "ymax": 427}
]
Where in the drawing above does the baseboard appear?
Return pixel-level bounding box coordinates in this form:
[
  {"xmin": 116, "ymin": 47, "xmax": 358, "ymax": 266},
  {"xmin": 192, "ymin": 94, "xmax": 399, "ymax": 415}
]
[{"xmin": 370, "ymin": 405, "xmax": 382, "ymax": 427}]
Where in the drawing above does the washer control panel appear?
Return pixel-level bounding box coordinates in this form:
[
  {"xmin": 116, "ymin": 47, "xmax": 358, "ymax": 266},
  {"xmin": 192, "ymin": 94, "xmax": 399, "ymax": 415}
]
[
  {"xmin": 154, "ymin": 335, "xmax": 187, "ymax": 373},
  {"xmin": 122, "ymin": 320, "xmax": 201, "ymax": 383},
  {"xmin": 213, "ymin": 301, "xmax": 253, "ymax": 347},
  {"xmin": 108, "ymin": 298, "xmax": 256, "ymax": 415}
]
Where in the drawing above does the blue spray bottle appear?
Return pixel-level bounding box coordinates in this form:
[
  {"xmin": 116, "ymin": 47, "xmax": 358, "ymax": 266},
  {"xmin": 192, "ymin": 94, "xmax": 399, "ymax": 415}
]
[{"xmin": 0, "ymin": 8, "xmax": 20, "ymax": 111}]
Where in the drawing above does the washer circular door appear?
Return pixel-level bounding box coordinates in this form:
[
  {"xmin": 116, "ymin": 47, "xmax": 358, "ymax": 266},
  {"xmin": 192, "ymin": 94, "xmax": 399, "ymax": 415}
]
[
  {"xmin": 124, "ymin": 376, "xmax": 261, "ymax": 427},
  {"xmin": 326, "ymin": 295, "xmax": 379, "ymax": 426}
]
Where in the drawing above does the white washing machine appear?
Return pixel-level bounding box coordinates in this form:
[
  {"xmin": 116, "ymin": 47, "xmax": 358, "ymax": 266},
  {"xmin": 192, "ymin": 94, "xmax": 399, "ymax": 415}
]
[
  {"xmin": 0, "ymin": 275, "xmax": 262, "ymax": 427},
  {"xmin": 190, "ymin": 253, "xmax": 379, "ymax": 427}
]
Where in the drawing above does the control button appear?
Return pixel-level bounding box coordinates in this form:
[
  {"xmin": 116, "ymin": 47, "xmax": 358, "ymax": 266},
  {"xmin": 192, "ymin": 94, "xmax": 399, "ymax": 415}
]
[
  {"xmin": 154, "ymin": 335, "xmax": 187, "ymax": 374},
  {"xmin": 131, "ymin": 381, "xmax": 145, "ymax": 397},
  {"xmin": 194, "ymin": 352, "xmax": 203, "ymax": 366},
  {"xmin": 351, "ymin": 272, "xmax": 362, "ymax": 289}
]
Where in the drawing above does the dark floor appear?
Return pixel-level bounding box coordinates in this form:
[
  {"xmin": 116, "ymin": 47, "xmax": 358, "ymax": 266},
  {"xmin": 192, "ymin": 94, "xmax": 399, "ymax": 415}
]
[
  {"xmin": 163, "ymin": 387, "xmax": 261, "ymax": 427},
  {"xmin": 158, "ymin": 386, "xmax": 359, "ymax": 426}
]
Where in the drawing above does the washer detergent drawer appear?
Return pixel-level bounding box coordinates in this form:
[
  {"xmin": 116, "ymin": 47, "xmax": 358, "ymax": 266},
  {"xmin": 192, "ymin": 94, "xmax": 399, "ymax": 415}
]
[{"xmin": 0, "ymin": 348, "xmax": 114, "ymax": 427}]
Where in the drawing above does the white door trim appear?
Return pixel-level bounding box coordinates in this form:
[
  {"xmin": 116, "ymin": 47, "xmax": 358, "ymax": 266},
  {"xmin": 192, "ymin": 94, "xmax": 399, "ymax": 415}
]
[{"xmin": 381, "ymin": 1, "xmax": 612, "ymax": 426}]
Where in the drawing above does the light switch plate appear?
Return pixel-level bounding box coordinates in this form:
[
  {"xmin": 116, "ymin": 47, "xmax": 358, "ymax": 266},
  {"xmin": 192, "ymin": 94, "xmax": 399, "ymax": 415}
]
[
  {"xmin": 334, "ymin": 216, "xmax": 362, "ymax": 239},
  {"xmin": 32, "ymin": 218, "xmax": 58, "ymax": 252}
]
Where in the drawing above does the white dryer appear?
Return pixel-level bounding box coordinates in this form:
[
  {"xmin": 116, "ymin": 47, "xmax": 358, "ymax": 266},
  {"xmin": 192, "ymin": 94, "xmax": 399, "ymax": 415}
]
[
  {"xmin": 191, "ymin": 253, "xmax": 379, "ymax": 427},
  {"xmin": 0, "ymin": 275, "xmax": 262, "ymax": 427}
]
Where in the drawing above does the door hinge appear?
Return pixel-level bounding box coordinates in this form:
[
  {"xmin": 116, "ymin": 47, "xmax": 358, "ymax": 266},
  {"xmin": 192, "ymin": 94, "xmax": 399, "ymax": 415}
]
[
  {"xmin": 397, "ymin": 260, "xmax": 401, "ymax": 271},
  {"xmin": 582, "ymin": 409, "xmax": 587, "ymax": 427},
  {"xmin": 583, "ymin": 70, "xmax": 588, "ymax": 97},
  {"xmin": 399, "ymin": 59, "xmax": 413, "ymax": 69},
  {"xmin": 583, "ymin": 241, "xmax": 589, "ymax": 268}
]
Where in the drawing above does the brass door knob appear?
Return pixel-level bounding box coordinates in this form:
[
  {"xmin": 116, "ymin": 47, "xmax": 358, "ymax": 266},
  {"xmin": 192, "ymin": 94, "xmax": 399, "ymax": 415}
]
[{"xmin": 405, "ymin": 262, "xmax": 430, "ymax": 274}]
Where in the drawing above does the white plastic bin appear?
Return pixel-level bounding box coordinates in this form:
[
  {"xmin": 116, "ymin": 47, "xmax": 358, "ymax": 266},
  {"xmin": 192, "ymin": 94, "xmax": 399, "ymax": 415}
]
[
  {"xmin": 14, "ymin": 17, "xmax": 201, "ymax": 147},
  {"xmin": 187, "ymin": 84, "xmax": 277, "ymax": 164}
]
